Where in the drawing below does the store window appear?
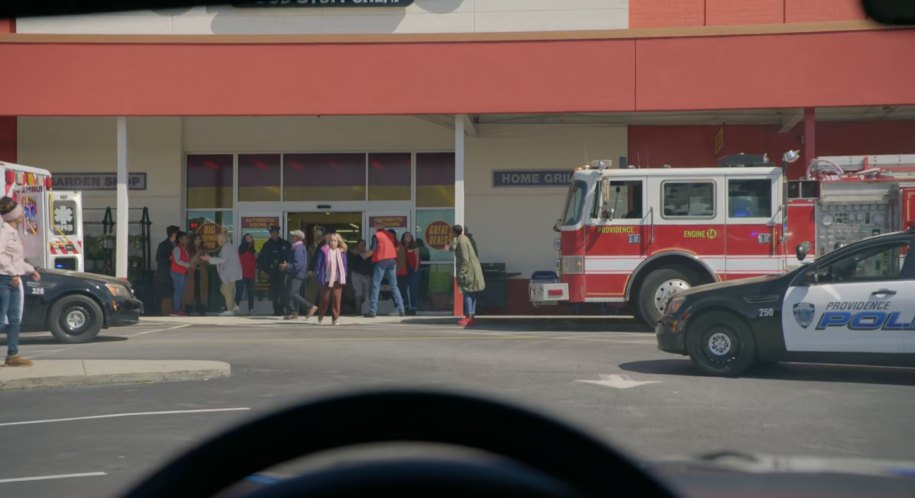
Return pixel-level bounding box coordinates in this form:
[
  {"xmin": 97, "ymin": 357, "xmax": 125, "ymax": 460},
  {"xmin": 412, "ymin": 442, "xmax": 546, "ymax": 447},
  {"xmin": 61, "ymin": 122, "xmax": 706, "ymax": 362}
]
[
  {"xmin": 238, "ymin": 154, "xmax": 281, "ymax": 202},
  {"xmin": 728, "ymin": 179, "xmax": 772, "ymax": 218},
  {"xmin": 368, "ymin": 153, "xmax": 411, "ymax": 201},
  {"xmin": 416, "ymin": 153, "xmax": 455, "ymax": 208},
  {"xmin": 187, "ymin": 154, "xmax": 233, "ymax": 209},
  {"xmin": 662, "ymin": 181, "xmax": 715, "ymax": 219},
  {"xmin": 284, "ymin": 153, "xmax": 366, "ymax": 201}
]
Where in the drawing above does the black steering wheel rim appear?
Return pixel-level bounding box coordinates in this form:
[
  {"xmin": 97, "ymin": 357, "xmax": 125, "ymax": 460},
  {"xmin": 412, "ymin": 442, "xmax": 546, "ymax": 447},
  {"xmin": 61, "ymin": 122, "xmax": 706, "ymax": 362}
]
[{"xmin": 122, "ymin": 389, "xmax": 672, "ymax": 498}]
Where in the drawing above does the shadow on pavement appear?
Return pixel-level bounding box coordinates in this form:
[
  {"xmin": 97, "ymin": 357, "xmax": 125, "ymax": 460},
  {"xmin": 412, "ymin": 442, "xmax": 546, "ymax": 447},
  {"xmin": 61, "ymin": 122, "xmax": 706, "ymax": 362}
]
[
  {"xmin": 7, "ymin": 335, "xmax": 129, "ymax": 346},
  {"xmin": 408, "ymin": 318, "xmax": 654, "ymax": 333},
  {"xmin": 620, "ymin": 359, "xmax": 915, "ymax": 386}
]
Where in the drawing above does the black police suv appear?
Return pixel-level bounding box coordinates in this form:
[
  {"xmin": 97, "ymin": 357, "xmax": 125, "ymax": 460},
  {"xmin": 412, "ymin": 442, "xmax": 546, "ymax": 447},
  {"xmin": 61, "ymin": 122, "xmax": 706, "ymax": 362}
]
[
  {"xmin": 20, "ymin": 269, "xmax": 142, "ymax": 343},
  {"xmin": 657, "ymin": 230, "xmax": 915, "ymax": 376}
]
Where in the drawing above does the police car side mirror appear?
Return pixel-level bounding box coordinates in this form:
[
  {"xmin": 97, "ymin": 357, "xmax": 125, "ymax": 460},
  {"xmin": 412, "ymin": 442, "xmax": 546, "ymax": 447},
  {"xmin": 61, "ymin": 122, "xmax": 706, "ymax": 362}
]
[{"xmin": 795, "ymin": 241, "xmax": 811, "ymax": 262}]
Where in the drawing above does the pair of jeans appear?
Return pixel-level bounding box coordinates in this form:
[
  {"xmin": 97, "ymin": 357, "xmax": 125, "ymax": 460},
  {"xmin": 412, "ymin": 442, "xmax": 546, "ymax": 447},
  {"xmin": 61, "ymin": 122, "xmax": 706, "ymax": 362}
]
[
  {"xmin": 463, "ymin": 291, "xmax": 477, "ymax": 318},
  {"xmin": 170, "ymin": 271, "xmax": 186, "ymax": 313},
  {"xmin": 351, "ymin": 273, "xmax": 371, "ymax": 315},
  {"xmin": 0, "ymin": 276, "xmax": 22, "ymax": 357},
  {"xmin": 287, "ymin": 277, "xmax": 315, "ymax": 315},
  {"xmin": 397, "ymin": 271, "xmax": 420, "ymax": 311},
  {"xmin": 368, "ymin": 259, "xmax": 404, "ymax": 316},
  {"xmin": 269, "ymin": 270, "xmax": 286, "ymax": 315},
  {"xmin": 235, "ymin": 278, "xmax": 255, "ymax": 311}
]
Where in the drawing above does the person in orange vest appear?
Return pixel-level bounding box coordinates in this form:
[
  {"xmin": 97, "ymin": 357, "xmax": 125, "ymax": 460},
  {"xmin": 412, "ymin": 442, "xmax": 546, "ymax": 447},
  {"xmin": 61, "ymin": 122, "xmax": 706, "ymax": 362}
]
[{"xmin": 360, "ymin": 219, "xmax": 405, "ymax": 318}]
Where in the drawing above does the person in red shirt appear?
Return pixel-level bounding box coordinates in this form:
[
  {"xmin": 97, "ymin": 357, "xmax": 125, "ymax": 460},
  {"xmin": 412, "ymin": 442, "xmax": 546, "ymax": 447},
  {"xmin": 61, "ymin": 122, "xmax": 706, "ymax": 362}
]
[
  {"xmin": 360, "ymin": 220, "xmax": 405, "ymax": 318},
  {"xmin": 397, "ymin": 232, "xmax": 420, "ymax": 315},
  {"xmin": 235, "ymin": 233, "xmax": 258, "ymax": 315}
]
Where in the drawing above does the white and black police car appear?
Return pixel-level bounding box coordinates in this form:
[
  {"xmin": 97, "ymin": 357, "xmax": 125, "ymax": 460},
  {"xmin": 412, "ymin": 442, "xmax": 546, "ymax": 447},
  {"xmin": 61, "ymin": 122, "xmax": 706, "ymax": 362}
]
[{"xmin": 656, "ymin": 229, "xmax": 915, "ymax": 376}]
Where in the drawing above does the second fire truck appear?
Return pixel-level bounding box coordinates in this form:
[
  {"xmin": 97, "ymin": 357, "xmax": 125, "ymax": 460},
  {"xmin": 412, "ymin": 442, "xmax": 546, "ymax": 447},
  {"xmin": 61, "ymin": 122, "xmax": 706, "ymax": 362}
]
[{"xmin": 530, "ymin": 154, "xmax": 915, "ymax": 324}]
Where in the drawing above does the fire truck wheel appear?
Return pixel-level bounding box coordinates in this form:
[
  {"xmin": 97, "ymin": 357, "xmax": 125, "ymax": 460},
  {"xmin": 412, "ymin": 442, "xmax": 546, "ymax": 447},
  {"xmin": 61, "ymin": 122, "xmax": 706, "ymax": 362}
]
[
  {"xmin": 686, "ymin": 311, "xmax": 756, "ymax": 377},
  {"xmin": 636, "ymin": 268, "xmax": 696, "ymax": 325},
  {"xmin": 48, "ymin": 295, "xmax": 103, "ymax": 343}
]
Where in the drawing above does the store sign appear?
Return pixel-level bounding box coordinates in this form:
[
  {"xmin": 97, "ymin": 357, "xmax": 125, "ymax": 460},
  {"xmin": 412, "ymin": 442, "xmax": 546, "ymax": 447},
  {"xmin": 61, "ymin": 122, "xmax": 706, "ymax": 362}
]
[
  {"xmin": 493, "ymin": 170, "xmax": 573, "ymax": 188},
  {"xmin": 424, "ymin": 221, "xmax": 451, "ymax": 250},
  {"xmin": 234, "ymin": 0, "xmax": 413, "ymax": 7},
  {"xmin": 242, "ymin": 216, "xmax": 280, "ymax": 230},
  {"xmin": 241, "ymin": 216, "xmax": 280, "ymax": 252},
  {"xmin": 368, "ymin": 216, "xmax": 407, "ymax": 228},
  {"xmin": 196, "ymin": 222, "xmax": 224, "ymax": 252},
  {"xmin": 52, "ymin": 173, "xmax": 147, "ymax": 191}
]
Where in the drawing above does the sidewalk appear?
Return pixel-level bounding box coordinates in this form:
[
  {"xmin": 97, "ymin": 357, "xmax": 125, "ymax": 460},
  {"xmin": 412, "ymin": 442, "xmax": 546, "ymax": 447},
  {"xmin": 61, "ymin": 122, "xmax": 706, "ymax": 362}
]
[
  {"xmin": 0, "ymin": 360, "xmax": 230, "ymax": 391},
  {"xmin": 141, "ymin": 314, "xmax": 644, "ymax": 331}
]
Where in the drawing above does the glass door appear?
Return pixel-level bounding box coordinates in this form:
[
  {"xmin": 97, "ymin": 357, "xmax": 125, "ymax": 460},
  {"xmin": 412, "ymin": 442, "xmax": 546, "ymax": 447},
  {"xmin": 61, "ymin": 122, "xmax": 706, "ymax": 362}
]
[{"xmin": 237, "ymin": 212, "xmax": 283, "ymax": 315}]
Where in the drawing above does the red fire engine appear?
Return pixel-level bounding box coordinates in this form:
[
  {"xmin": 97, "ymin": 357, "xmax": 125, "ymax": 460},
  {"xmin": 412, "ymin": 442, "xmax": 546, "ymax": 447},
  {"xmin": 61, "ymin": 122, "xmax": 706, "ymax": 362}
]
[{"xmin": 529, "ymin": 154, "xmax": 915, "ymax": 324}]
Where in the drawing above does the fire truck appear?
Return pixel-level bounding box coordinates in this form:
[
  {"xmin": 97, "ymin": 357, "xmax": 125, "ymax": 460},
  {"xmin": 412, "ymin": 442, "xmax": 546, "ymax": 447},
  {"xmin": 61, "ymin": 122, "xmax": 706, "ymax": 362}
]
[
  {"xmin": 529, "ymin": 154, "xmax": 915, "ymax": 324},
  {"xmin": 0, "ymin": 161, "xmax": 85, "ymax": 272}
]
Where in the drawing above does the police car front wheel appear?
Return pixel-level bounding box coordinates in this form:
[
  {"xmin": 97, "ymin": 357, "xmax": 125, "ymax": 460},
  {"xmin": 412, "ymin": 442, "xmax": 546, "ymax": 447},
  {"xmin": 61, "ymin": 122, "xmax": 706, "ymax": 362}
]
[
  {"xmin": 48, "ymin": 295, "xmax": 103, "ymax": 343},
  {"xmin": 686, "ymin": 311, "xmax": 756, "ymax": 377}
]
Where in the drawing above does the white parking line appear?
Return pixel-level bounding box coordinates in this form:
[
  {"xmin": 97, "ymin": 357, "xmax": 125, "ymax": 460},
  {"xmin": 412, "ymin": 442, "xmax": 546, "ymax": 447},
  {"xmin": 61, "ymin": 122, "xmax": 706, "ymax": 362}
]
[
  {"xmin": 0, "ymin": 407, "xmax": 251, "ymax": 428},
  {"xmin": 0, "ymin": 472, "xmax": 107, "ymax": 484},
  {"xmin": 131, "ymin": 323, "xmax": 191, "ymax": 336}
]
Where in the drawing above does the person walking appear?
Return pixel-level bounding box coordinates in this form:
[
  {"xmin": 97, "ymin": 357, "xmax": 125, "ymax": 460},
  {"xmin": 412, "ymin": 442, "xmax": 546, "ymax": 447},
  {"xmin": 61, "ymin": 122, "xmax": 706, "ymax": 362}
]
[
  {"xmin": 184, "ymin": 233, "xmax": 210, "ymax": 316},
  {"xmin": 348, "ymin": 239, "xmax": 372, "ymax": 316},
  {"xmin": 307, "ymin": 227, "xmax": 329, "ymax": 309},
  {"xmin": 235, "ymin": 233, "xmax": 257, "ymax": 315},
  {"xmin": 258, "ymin": 225, "xmax": 291, "ymax": 316},
  {"xmin": 361, "ymin": 219, "xmax": 405, "ymax": 318},
  {"xmin": 209, "ymin": 232, "xmax": 243, "ymax": 316},
  {"xmin": 397, "ymin": 231, "xmax": 420, "ymax": 315},
  {"xmin": 316, "ymin": 233, "xmax": 348, "ymax": 325},
  {"xmin": 154, "ymin": 225, "xmax": 180, "ymax": 315},
  {"xmin": 284, "ymin": 230, "xmax": 317, "ymax": 320},
  {"xmin": 169, "ymin": 231, "xmax": 191, "ymax": 317},
  {"xmin": 0, "ymin": 197, "xmax": 40, "ymax": 366},
  {"xmin": 446, "ymin": 224, "xmax": 485, "ymax": 327}
]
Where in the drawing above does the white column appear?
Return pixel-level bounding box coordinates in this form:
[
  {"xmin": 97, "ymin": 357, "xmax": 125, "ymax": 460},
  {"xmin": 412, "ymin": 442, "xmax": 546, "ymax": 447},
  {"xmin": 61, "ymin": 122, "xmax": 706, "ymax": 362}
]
[
  {"xmin": 116, "ymin": 117, "xmax": 129, "ymax": 279},
  {"xmin": 454, "ymin": 115, "xmax": 465, "ymax": 226}
]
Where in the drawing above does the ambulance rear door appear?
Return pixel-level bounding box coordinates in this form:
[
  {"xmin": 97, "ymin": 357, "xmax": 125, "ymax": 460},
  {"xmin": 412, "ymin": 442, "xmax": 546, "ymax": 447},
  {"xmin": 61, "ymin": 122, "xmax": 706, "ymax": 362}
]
[{"xmin": 49, "ymin": 190, "xmax": 84, "ymax": 272}]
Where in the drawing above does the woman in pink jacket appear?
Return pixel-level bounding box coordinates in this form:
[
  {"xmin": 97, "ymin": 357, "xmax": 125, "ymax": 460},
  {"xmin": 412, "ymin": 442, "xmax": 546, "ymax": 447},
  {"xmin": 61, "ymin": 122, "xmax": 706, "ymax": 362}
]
[{"xmin": 0, "ymin": 197, "xmax": 41, "ymax": 367}]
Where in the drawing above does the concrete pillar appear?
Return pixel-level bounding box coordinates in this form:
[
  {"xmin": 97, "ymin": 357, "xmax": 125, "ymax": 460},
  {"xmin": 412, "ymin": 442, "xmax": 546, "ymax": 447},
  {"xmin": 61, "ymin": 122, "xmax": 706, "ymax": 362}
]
[
  {"xmin": 802, "ymin": 107, "xmax": 816, "ymax": 178},
  {"xmin": 453, "ymin": 115, "xmax": 465, "ymax": 317},
  {"xmin": 116, "ymin": 117, "xmax": 129, "ymax": 279}
]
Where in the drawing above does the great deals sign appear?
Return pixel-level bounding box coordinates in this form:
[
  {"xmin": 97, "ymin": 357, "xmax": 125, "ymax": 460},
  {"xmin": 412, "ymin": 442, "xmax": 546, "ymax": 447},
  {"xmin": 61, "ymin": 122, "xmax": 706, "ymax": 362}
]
[{"xmin": 425, "ymin": 221, "xmax": 451, "ymax": 250}]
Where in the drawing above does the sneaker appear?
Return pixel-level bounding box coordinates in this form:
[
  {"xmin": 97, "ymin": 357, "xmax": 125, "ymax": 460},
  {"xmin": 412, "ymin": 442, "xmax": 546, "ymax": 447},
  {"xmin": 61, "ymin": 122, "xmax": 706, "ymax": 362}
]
[
  {"xmin": 5, "ymin": 355, "xmax": 32, "ymax": 367},
  {"xmin": 398, "ymin": 310, "xmax": 405, "ymax": 317},
  {"xmin": 219, "ymin": 310, "xmax": 235, "ymax": 317},
  {"xmin": 407, "ymin": 309, "xmax": 417, "ymax": 316},
  {"xmin": 318, "ymin": 316, "xmax": 324, "ymax": 324},
  {"xmin": 332, "ymin": 319, "xmax": 340, "ymax": 326},
  {"xmin": 363, "ymin": 313, "xmax": 376, "ymax": 318},
  {"xmin": 232, "ymin": 307, "xmax": 241, "ymax": 316},
  {"xmin": 284, "ymin": 314, "xmax": 299, "ymax": 320},
  {"xmin": 305, "ymin": 306, "xmax": 318, "ymax": 319},
  {"xmin": 465, "ymin": 317, "xmax": 476, "ymax": 327},
  {"xmin": 457, "ymin": 317, "xmax": 471, "ymax": 326}
]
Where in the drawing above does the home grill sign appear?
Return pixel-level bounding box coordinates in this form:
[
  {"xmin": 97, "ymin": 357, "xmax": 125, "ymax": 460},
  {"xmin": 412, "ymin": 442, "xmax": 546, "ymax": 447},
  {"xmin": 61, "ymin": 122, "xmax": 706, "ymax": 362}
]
[{"xmin": 493, "ymin": 170, "xmax": 574, "ymax": 187}]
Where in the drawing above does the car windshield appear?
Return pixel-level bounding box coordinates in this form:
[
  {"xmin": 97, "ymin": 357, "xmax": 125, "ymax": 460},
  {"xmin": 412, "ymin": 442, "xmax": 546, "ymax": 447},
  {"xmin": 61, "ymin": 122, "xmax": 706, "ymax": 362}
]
[{"xmin": 2, "ymin": 1, "xmax": 915, "ymax": 497}]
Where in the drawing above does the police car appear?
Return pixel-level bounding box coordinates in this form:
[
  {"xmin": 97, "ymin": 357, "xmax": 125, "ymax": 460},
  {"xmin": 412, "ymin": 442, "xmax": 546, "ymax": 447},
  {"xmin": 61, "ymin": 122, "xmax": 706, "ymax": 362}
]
[
  {"xmin": 656, "ymin": 229, "xmax": 915, "ymax": 376},
  {"xmin": 21, "ymin": 269, "xmax": 142, "ymax": 343}
]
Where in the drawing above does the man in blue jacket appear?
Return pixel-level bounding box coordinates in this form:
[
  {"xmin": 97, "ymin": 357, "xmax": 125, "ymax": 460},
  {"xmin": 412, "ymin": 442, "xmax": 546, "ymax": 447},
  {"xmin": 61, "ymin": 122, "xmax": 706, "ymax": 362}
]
[{"xmin": 283, "ymin": 230, "xmax": 317, "ymax": 320}]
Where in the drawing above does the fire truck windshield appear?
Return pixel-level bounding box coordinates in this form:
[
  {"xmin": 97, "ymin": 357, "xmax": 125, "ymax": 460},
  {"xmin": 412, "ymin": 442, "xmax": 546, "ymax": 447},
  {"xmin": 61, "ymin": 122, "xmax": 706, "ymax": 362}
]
[{"xmin": 560, "ymin": 180, "xmax": 588, "ymax": 226}]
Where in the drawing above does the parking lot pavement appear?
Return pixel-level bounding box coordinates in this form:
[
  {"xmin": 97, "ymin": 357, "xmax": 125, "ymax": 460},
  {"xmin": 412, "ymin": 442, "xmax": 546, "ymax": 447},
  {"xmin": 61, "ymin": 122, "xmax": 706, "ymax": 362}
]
[{"xmin": 0, "ymin": 320, "xmax": 914, "ymax": 497}]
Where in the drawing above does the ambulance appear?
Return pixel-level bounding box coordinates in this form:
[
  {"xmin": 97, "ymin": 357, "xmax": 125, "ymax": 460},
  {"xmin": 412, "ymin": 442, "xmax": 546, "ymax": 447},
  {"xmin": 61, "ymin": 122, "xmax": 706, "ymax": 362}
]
[
  {"xmin": 0, "ymin": 161, "xmax": 84, "ymax": 272},
  {"xmin": 530, "ymin": 154, "xmax": 915, "ymax": 325}
]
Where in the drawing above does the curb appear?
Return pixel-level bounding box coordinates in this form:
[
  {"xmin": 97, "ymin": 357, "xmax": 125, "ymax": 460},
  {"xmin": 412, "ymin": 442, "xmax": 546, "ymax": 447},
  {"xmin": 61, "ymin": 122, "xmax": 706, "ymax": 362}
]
[{"xmin": 0, "ymin": 360, "xmax": 231, "ymax": 391}]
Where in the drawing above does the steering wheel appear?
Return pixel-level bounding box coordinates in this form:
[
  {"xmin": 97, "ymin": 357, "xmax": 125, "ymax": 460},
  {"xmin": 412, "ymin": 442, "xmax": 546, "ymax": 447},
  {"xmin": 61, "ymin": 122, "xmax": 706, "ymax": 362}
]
[{"xmin": 122, "ymin": 390, "xmax": 672, "ymax": 498}]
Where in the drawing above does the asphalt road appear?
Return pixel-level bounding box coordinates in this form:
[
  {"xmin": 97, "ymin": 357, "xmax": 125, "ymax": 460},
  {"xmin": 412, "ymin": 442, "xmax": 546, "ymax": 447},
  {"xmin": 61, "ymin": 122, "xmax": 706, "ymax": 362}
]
[{"xmin": 2, "ymin": 319, "xmax": 915, "ymax": 497}]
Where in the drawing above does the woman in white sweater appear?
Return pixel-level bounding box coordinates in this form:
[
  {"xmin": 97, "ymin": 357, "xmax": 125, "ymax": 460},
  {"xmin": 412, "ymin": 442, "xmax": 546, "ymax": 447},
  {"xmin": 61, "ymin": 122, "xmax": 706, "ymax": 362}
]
[{"xmin": 208, "ymin": 232, "xmax": 243, "ymax": 316}]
